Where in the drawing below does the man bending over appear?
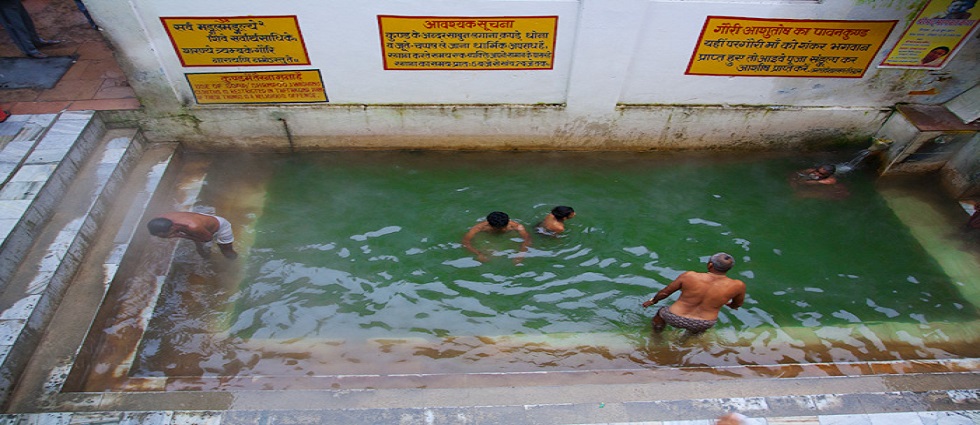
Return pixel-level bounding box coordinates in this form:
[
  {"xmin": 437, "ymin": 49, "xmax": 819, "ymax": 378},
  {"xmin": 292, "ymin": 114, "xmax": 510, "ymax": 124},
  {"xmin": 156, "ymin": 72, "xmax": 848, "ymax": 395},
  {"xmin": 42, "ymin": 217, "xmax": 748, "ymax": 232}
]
[{"xmin": 147, "ymin": 211, "xmax": 238, "ymax": 259}]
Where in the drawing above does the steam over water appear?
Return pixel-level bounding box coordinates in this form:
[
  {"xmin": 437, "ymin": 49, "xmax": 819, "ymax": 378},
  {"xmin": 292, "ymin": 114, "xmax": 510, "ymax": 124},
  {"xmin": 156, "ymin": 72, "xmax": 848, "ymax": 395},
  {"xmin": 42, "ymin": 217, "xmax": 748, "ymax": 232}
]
[{"xmin": 121, "ymin": 151, "xmax": 979, "ymax": 379}]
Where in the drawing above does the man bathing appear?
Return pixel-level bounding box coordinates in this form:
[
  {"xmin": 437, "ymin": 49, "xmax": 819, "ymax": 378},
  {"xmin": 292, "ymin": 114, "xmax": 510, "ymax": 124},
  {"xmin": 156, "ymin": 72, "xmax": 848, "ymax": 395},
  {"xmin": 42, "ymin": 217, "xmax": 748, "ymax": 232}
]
[
  {"xmin": 796, "ymin": 164, "xmax": 837, "ymax": 185},
  {"xmin": 462, "ymin": 211, "xmax": 531, "ymax": 263},
  {"xmin": 536, "ymin": 205, "xmax": 575, "ymax": 235},
  {"xmin": 147, "ymin": 211, "xmax": 238, "ymax": 259},
  {"xmin": 642, "ymin": 252, "xmax": 746, "ymax": 334}
]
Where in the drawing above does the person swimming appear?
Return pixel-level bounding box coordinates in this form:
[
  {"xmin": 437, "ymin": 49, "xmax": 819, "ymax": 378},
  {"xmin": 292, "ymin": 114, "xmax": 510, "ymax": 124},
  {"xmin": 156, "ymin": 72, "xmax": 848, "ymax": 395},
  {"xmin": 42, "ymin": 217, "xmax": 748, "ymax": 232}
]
[
  {"xmin": 535, "ymin": 205, "xmax": 575, "ymax": 235},
  {"xmin": 462, "ymin": 211, "xmax": 532, "ymax": 263}
]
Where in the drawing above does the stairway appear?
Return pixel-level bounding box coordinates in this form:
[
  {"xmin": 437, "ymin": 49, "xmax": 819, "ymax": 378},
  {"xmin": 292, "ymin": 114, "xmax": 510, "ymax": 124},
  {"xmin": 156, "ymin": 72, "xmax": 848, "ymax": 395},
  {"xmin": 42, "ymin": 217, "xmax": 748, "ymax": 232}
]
[{"xmin": 0, "ymin": 111, "xmax": 176, "ymax": 407}]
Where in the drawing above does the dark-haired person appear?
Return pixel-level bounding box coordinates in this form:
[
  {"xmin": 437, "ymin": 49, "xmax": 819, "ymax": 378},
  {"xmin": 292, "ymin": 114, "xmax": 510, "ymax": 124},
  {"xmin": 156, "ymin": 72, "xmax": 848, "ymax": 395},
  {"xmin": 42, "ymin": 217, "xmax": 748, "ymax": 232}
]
[
  {"xmin": 147, "ymin": 211, "xmax": 237, "ymax": 259},
  {"xmin": 920, "ymin": 46, "xmax": 950, "ymax": 66},
  {"xmin": 797, "ymin": 164, "xmax": 837, "ymax": 185},
  {"xmin": 932, "ymin": 0, "xmax": 975, "ymax": 19},
  {"xmin": 462, "ymin": 211, "xmax": 531, "ymax": 263},
  {"xmin": 642, "ymin": 252, "xmax": 746, "ymax": 334},
  {"xmin": 536, "ymin": 205, "xmax": 575, "ymax": 235}
]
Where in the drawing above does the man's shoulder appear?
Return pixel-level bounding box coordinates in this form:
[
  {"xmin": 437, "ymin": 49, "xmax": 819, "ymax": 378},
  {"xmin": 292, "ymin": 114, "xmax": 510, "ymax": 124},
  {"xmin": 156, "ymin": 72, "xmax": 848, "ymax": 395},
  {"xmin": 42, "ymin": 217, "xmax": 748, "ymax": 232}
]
[{"xmin": 727, "ymin": 277, "xmax": 747, "ymax": 291}]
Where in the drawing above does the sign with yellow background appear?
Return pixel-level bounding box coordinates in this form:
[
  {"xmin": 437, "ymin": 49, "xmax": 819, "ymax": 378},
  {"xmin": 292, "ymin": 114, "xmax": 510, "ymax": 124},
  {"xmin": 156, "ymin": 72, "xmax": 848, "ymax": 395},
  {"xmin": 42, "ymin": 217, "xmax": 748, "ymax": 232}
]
[
  {"xmin": 880, "ymin": 0, "xmax": 980, "ymax": 68},
  {"xmin": 162, "ymin": 16, "xmax": 310, "ymax": 67},
  {"xmin": 378, "ymin": 15, "xmax": 558, "ymax": 70},
  {"xmin": 186, "ymin": 71, "xmax": 327, "ymax": 104},
  {"xmin": 687, "ymin": 17, "xmax": 896, "ymax": 78}
]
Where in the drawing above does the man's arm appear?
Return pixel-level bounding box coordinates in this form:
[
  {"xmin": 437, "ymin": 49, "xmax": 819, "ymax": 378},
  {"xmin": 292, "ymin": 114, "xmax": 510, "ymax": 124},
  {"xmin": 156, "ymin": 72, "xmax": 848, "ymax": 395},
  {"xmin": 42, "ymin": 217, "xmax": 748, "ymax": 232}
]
[
  {"xmin": 727, "ymin": 283, "xmax": 746, "ymax": 309},
  {"xmin": 462, "ymin": 224, "xmax": 488, "ymax": 261},
  {"xmin": 642, "ymin": 273, "xmax": 686, "ymax": 308},
  {"xmin": 515, "ymin": 223, "xmax": 531, "ymax": 252},
  {"xmin": 806, "ymin": 177, "xmax": 837, "ymax": 185}
]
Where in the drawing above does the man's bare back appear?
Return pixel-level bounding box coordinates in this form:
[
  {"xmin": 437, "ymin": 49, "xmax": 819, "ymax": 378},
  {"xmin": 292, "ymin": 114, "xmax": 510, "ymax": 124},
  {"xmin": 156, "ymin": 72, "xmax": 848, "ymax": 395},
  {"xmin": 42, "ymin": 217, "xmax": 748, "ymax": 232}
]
[
  {"xmin": 147, "ymin": 211, "xmax": 238, "ymax": 259},
  {"xmin": 154, "ymin": 212, "xmax": 220, "ymax": 242},
  {"xmin": 642, "ymin": 253, "xmax": 746, "ymax": 333},
  {"xmin": 655, "ymin": 270, "xmax": 745, "ymax": 321}
]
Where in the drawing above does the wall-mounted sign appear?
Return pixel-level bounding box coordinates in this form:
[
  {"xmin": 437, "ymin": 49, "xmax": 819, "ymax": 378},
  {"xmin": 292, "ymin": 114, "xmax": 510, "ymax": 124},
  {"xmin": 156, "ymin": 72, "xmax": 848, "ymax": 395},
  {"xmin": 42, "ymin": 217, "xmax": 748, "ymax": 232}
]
[
  {"xmin": 687, "ymin": 17, "xmax": 896, "ymax": 78},
  {"xmin": 161, "ymin": 16, "xmax": 310, "ymax": 67},
  {"xmin": 377, "ymin": 15, "xmax": 558, "ymax": 70},
  {"xmin": 879, "ymin": 0, "xmax": 980, "ymax": 69},
  {"xmin": 186, "ymin": 70, "xmax": 327, "ymax": 104}
]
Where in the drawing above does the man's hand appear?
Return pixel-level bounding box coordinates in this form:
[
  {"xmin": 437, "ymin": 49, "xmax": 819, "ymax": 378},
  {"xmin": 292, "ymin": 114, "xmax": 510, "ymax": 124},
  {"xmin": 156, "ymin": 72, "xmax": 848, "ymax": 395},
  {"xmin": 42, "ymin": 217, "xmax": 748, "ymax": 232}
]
[{"xmin": 642, "ymin": 299, "xmax": 655, "ymax": 308}]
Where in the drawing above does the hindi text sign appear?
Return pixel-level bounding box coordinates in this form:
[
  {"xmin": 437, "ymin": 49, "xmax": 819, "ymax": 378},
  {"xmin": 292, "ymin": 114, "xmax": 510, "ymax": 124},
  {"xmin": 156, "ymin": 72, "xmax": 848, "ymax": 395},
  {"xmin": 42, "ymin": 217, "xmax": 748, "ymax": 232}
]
[
  {"xmin": 162, "ymin": 16, "xmax": 310, "ymax": 67},
  {"xmin": 687, "ymin": 17, "xmax": 896, "ymax": 78},
  {"xmin": 378, "ymin": 15, "xmax": 558, "ymax": 70},
  {"xmin": 186, "ymin": 70, "xmax": 327, "ymax": 104}
]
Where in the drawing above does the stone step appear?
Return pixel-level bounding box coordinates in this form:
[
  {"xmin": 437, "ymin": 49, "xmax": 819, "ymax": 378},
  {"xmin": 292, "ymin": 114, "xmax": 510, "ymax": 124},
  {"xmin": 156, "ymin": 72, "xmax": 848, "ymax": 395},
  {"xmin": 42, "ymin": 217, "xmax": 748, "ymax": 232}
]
[
  {"xmin": 0, "ymin": 112, "xmax": 104, "ymax": 287},
  {"xmin": 0, "ymin": 111, "xmax": 175, "ymax": 407}
]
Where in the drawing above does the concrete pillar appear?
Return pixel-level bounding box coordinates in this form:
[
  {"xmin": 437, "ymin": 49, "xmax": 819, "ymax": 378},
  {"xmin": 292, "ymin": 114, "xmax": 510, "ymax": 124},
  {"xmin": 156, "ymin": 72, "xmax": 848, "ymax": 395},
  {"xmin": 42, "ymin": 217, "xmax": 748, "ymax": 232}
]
[{"xmin": 564, "ymin": 0, "xmax": 648, "ymax": 116}]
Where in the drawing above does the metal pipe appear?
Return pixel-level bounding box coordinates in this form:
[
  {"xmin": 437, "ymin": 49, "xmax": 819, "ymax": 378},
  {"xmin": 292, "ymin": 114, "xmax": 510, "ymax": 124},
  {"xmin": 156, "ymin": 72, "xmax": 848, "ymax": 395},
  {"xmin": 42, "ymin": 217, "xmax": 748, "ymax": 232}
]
[{"xmin": 278, "ymin": 118, "xmax": 295, "ymax": 153}]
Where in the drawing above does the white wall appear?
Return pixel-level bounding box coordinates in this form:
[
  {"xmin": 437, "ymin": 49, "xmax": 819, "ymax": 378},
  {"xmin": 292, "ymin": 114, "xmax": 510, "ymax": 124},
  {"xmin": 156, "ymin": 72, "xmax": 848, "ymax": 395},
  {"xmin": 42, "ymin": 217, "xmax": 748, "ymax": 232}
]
[{"xmin": 86, "ymin": 0, "xmax": 980, "ymax": 150}]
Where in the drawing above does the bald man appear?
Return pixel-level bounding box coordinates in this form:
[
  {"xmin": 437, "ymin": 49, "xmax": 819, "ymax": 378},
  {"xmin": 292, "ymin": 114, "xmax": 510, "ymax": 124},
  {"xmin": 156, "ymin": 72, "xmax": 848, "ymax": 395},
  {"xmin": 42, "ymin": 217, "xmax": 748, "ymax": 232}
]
[
  {"xmin": 642, "ymin": 253, "xmax": 746, "ymax": 334},
  {"xmin": 147, "ymin": 211, "xmax": 237, "ymax": 259}
]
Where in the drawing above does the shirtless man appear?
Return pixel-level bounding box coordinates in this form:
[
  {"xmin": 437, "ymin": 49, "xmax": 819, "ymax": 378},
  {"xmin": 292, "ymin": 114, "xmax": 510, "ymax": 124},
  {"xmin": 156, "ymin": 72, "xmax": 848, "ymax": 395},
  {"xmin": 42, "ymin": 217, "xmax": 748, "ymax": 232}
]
[
  {"xmin": 147, "ymin": 211, "xmax": 238, "ymax": 259},
  {"xmin": 796, "ymin": 164, "xmax": 837, "ymax": 185},
  {"xmin": 642, "ymin": 252, "xmax": 746, "ymax": 334},
  {"xmin": 462, "ymin": 211, "xmax": 531, "ymax": 263},
  {"xmin": 536, "ymin": 205, "xmax": 575, "ymax": 235}
]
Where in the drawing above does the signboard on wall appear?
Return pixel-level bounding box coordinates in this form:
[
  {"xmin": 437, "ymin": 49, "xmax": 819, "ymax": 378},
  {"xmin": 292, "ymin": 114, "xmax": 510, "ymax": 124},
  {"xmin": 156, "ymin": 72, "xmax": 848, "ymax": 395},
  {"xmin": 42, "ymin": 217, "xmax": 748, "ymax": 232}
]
[
  {"xmin": 686, "ymin": 17, "xmax": 896, "ymax": 78},
  {"xmin": 161, "ymin": 16, "xmax": 311, "ymax": 67},
  {"xmin": 186, "ymin": 70, "xmax": 327, "ymax": 104},
  {"xmin": 879, "ymin": 0, "xmax": 980, "ymax": 69},
  {"xmin": 377, "ymin": 15, "xmax": 558, "ymax": 70}
]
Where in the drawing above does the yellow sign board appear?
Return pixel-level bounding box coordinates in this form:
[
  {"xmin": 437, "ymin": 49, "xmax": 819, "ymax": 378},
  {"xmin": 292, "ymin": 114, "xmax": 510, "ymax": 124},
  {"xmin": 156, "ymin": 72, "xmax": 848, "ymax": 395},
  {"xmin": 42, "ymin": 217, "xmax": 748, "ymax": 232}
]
[
  {"xmin": 880, "ymin": 0, "xmax": 980, "ymax": 68},
  {"xmin": 161, "ymin": 16, "xmax": 310, "ymax": 67},
  {"xmin": 687, "ymin": 17, "xmax": 896, "ymax": 78},
  {"xmin": 186, "ymin": 71, "xmax": 327, "ymax": 104},
  {"xmin": 378, "ymin": 15, "xmax": 558, "ymax": 70}
]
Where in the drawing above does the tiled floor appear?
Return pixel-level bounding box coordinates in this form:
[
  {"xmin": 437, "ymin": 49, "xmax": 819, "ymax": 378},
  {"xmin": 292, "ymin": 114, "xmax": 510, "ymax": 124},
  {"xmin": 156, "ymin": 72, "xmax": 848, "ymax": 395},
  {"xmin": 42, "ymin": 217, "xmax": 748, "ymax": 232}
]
[{"xmin": 0, "ymin": 0, "xmax": 139, "ymax": 115}]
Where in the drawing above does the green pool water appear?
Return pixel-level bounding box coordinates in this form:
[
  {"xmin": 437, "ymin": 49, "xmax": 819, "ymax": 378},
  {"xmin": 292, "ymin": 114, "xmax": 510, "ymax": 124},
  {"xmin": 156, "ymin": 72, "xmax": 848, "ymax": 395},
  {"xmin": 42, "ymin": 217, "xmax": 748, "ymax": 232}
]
[{"xmin": 131, "ymin": 151, "xmax": 980, "ymax": 377}]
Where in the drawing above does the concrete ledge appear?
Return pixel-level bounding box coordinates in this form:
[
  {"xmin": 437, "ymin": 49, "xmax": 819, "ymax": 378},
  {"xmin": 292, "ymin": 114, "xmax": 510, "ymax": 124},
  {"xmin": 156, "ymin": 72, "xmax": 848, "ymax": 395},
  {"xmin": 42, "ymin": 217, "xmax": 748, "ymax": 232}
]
[{"xmin": 2, "ymin": 392, "xmax": 977, "ymax": 424}]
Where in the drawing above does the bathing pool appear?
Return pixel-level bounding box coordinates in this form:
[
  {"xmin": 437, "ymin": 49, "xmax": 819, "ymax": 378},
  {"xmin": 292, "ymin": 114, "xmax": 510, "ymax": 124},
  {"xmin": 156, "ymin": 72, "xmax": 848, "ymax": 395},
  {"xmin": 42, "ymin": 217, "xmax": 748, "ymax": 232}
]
[{"xmin": 65, "ymin": 150, "xmax": 980, "ymax": 392}]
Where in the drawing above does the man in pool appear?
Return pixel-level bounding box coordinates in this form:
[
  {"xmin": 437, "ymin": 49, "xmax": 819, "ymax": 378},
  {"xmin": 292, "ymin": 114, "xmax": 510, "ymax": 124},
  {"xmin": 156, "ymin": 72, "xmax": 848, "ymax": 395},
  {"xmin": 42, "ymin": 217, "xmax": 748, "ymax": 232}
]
[
  {"xmin": 642, "ymin": 252, "xmax": 746, "ymax": 334},
  {"xmin": 147, "ymin": 211, "xmax": 238, "ymax": 259},
  {"xmin": 796, "ymin": 164, "xmax": 837, "ymax": 185},
  {"xmin": 536, "ymin": 205, "xmax": 575, "ymax": 235},
  {"xmin": 462, "ymin": 211, "xmax": 531, "ymax": 263}
]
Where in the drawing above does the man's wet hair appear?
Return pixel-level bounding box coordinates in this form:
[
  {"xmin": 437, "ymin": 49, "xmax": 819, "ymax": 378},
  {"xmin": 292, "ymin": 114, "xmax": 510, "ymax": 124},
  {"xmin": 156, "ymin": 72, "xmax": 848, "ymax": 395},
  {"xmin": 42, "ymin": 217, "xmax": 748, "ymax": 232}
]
[
  {"xmin": 486, "ymin": 211, "xmax": 510, "ymax": 229},
  {"xmin": 552, "ymin": 206, "xmax": 574, "ymax": 221},
  {"xmin": 147, "ymin": 217, "xmax": 174, "ymax": 236},
  {"xmin": 709, "ymin": 252, "xmax": 735, "ymax": 272},
  {"xmin": 819, "ymin": 164, "xmax": 836, "ymax": 174}
]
